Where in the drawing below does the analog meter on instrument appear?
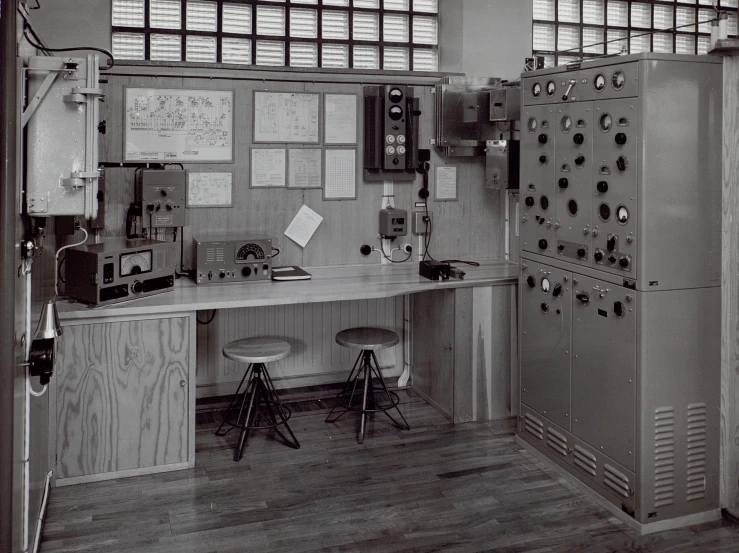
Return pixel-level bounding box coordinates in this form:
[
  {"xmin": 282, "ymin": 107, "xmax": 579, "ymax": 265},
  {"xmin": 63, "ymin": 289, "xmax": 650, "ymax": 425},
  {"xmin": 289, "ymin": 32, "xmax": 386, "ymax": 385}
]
[
  {"xmin": 236, "ymin": 243, "xmax": 266, "ymax": 263},
  {"xmin": 594, "ymin": 74, "xmax": 606, "ymax": 92},
  {"xmin": 120, "ymin": 250, "xmax": 152, "ymax": 276}
]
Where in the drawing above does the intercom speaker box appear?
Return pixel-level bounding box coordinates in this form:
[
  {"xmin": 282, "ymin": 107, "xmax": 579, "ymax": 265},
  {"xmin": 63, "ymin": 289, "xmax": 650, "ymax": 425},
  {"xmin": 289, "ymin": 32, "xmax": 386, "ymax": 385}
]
[{"xmin": 138, "ymin": 169, "xmax": 186, "ymax": 228}]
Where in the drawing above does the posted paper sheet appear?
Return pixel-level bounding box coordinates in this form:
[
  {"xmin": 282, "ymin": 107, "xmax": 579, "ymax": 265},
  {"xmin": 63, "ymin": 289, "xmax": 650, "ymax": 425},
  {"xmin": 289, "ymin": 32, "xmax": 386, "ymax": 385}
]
[
  {"xmin": 324, "ymin": 149, "xmax": 356, "ymax": 199},
  {"xmin": 284, "ymin": 204, "xmax": 323, "ymax": 248},
  {"xmin": 435, "ymin": 166, "xmax": 458, "ymax": 200},
  {"xmin": 251, "ymin": 148, "xmax": 286, "ymax": 187},
  {"xmin": 324, "ymin": 94, "xmax": 357, "ymax": 145}
]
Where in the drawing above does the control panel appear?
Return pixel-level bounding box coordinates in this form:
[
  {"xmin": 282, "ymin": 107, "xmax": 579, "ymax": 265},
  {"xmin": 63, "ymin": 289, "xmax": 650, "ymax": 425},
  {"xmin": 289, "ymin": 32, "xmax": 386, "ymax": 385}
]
[
  {"xmin": 193, "ymin": 235, "xmax": 273, "ymax": 284},
  {"xmin": 138, "ymin": 169, "xmax": 186, "ymax": 228}
]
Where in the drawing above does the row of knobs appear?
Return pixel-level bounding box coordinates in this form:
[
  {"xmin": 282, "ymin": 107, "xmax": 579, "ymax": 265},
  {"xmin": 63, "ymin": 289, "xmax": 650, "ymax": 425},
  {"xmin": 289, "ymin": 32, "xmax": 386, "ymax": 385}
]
[{"xmin": 537, "ymin": 132, "xmax": 627, "ymax": 145}]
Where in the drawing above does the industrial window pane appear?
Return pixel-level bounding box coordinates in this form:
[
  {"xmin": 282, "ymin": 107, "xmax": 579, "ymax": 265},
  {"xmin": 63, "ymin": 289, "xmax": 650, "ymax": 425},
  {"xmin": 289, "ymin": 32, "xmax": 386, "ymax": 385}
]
[
  {"xmin": 150, "ymin": 33, "xmax": 182, "ymax": 60},
  {"xmin": 698, "ymin": 35, "xmax": 711, "ymax": 53},
  {"xmin": 353, "ymin": 11, "xmax": 380, "ymax": 41},
  {"xmin": 607, "ymin": 1, "xmax": 628, "ymax": 26},
  {"xmin": 533, "ymin": 0, "xmax": 555, "ymax": 19},
  {"xmin": 222, "ymin": 3, "xmax": 252, "ymax": 34},
  {"xmin": 187, "ymin": 1, "xmax": 217, "ymax": 31},
  {"xmin": 384, "ymin": 13, "xmax": 409, "ymax": 42},
  {"xmin": 290, "ymin": 42, "xmax": 318, "ymax": 66},
  {"xmin": 257, "ymin": 5, "xmax": 286, "ymax": 36},
  {"xmin": 323, "ymin": 10, "xmax": 350, "ymax": 39},
  {"xmin": 698, "ymin": 9, "xmax": 714, "ymax": 32},
  {"xmin": 557, "ymin": 24, "xmax": 580, "ymax": 51},
  {"xmin": 354, "ymin": 45, "xmax": 380, "ymax": 68},
  {"xmin": 558, "ymin": 0, "xmax": 580, "ymax": 23},
  {"xmin": 112, "ymin": 32, "xmax": 145, "ymax": 59},
  {"xmin": 290, "ymin": 8, "xmax": 318, "ymax": 38},
  {"xmin": 630, "ymin": 31, "xmax": 650, "ymax": 52},
  {"xmin": 542, "ymin": 55, "xmax": 555, "ymax": 67},
  {"xmin": 413, "ymin": 48, "xmax": 437, "ymax": 71},
  {"xmin": 186, "ymin": 35, "xmax": 216, "ymax": 62},
  {"xmin": 221, "ymin": 37, "xmax": 251, "ymax": 64},
  {"xmin": 676, "ymin": 6, "xmax": 696, "ymax": 31},
  {"xmin": 383, "ymin": 46, "xmax": 409, "ymax": 70},
  {"xmin": 559, "ymin": 55, "xmax": 580, "ymax": 64},
  {"xmin": 653, "ymin": 5, "xmax": 673, "ymax": 30},
  {"xmin": 384, "ymin": 0, "xmax": 410, "ymax": 10},
  {"xmin": 729, "ymin": 12, "xmax": 738, "ymax": 35},
  {"xmin": 675, "ymin": 33, "xmax": 696, "ymax": 53},
  {"xmin": 724, "ymin": 0, "xmax": 738, "ymax": 8},
  {"xmin": 112, "ymin": 0, "xmax": 144, "ymax": 27},
  {"xmin": 150, "ymin": 0, "xmax": 181, "ymax": 29},
  {"xmin": 291, "ymin": 0, "xmax": 318, "ymax": 3},
  {"xmin": 322, "ymin": 43, "xmax": 349, "ymax": 67},
  {"xmin": 413, "ymin": 0, "xmax": 438, "ymax": 14},
  {"xmin": 607, "ymin": 28, "xmax": 628, "ymax": 53},
  {"xmin": 533, "ymin": 22, "xmax": 556, "ymax": 50},
  {"xmin": 354, "ymin": 0, "xmax": 380, "ymax": 8},
  {"xmin": 256, "ymin": 40, "xmax": 285, "ymax": 65},
  {"xmin": 631, "ymin": 3, "xmax": 651, "ymax": 27},
  {"xmin": 324, "ymin": 0, "xmax": 350, "ymax": 6},
  {"xmin": 653, "ymin": 32, "xmax": 673, "ymax": 52},
  {"xmin": 582, "ymin": 26, "xmax": 604, "ymax": 53},
  {"xmin": 413, "ymin": 16, "xmax": 437, "ymax": 44},
  {"xmin": 583, "ymin": 0, "xmax": 605, "ymax": 24}
]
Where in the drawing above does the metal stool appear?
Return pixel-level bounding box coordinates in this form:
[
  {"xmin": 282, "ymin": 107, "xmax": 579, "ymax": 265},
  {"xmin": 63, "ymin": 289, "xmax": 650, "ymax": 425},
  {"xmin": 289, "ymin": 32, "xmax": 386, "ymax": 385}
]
[
  {"xmin": 215, "ymin": 337, "xmax": 300, "ymax": 461},
  {"xmin": 325, "ymin": 327, "xmax": 410, "ymax": 444}
]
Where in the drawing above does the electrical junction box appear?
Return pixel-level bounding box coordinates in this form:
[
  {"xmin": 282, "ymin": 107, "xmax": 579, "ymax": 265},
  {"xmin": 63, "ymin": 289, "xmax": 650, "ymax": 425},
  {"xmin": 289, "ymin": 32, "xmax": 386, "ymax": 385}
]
[
  {"xmin": 412, "ymin": 211, "xmax": 431, "ymax": 235},
  {"xmin": 138, "ymin": 169, "xmax": 186, "ymax": 228},
  {"xmin": 379, "ymin": 208, "xmax": 407, "ymax": 238}
]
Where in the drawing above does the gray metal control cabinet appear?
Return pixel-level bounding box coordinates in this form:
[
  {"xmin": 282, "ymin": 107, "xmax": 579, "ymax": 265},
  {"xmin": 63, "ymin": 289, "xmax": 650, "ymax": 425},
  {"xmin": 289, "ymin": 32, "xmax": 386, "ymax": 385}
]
[{"xmin": 517, "ymin": 54, "xmax": 722, "ymax": 529}]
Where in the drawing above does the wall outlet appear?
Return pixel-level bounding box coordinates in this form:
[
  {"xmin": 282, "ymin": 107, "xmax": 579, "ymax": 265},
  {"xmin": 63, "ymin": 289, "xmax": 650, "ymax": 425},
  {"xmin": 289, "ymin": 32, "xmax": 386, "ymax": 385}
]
[{"xmin": 412, "ymin": 211, "xmax": 431, "ymax": 235}]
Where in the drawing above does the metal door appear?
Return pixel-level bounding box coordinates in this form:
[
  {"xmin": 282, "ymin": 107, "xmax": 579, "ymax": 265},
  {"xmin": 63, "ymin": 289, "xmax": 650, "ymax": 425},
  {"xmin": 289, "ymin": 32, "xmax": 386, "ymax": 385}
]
[
  {"xmin": 520, "ymin": 259, "xmax": 572, "ymax": 429},
  {"xmin": 571, "ymin": 274, "xmax": 636, "ymax": 471}
]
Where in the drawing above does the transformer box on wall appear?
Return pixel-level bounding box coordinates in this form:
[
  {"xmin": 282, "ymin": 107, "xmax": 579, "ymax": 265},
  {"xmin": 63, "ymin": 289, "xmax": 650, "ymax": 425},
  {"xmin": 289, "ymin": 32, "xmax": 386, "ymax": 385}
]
[{"xmin": 516, "ymin": 54, "xmax": 722, "ymax": 532}]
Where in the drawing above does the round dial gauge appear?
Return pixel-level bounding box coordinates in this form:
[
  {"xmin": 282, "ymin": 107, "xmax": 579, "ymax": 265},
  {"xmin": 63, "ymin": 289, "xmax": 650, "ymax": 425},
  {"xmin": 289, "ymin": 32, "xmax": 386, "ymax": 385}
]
[
  {"xmin": 386, "ymin": 146, "xmax": 396, "ymax": 155},
  {"xmin": 396, "ymin": 135, "xmax": 406, "ymax": 144},
  {"xmin": 527, "ymin": 117, "xmax": 538, "ymax": 133},
  {"xmin": 388, "ymin": 105, "xmax": 403, "ymax": 121},
  {"xmin": 560, "ymin": 116, "xmax": 572, "ymax": 133},
  {"xmin": 386, "ymin": 135, "xmax": 396, "ymax": 144},
  {"xmin": 120, "ymin": 251, "xmax": 152, "ymax": 276},
  {"xmin": 594, "ymin": 74, "xmax": 606, "ymax": 92},
  {"xmin": 541, "ymin": 277, "xmax": 551, "ymax": 293},
  {"xmin": 532, "ymin": 82, "xmax": 542, "ymax": 98},
  {"xmin": 388, "ymin": 87, "xmax": 404, "ymax": 103},
  {"xmin": 236, "ymin": 243, "xmax": 265, "ymax": 263},
  {"xmin": 616, "ymin": 205, "xmax": 630, "ymax": 224},
  {"xmin": 612, "ymin": 70, "xmax": 626, "ymax": 90},
  {"xmin": 599, "ymin": 113, "xmax": 613, "ymax": 132},
  {"xmin": 546, "ymin": 81, "xmax": 556, "ymax": 96}
]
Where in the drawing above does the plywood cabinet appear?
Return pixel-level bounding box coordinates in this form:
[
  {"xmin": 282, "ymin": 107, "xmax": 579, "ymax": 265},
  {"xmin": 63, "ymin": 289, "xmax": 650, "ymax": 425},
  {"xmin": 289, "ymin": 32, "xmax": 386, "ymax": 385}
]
[{"xmin": 51, "ymin": 313, "xmax": 196, "ymax": 486}]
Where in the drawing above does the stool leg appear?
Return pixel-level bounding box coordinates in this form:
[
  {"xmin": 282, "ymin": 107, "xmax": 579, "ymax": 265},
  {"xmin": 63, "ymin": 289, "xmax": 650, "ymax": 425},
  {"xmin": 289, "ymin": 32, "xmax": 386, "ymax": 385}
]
[
  {"xmin": 325, "ymin": 351, "xmax": 363, "ymax": 423},
  {"xmin": 234, "ymin": 370, "xmax": 261, "ymax": 461},
  {"xmin": 260, "ymin": 367, "xmax": 300, "ymax": 449},
  {"xmin": 215, "ymin": 363, "xmax": 253, "ymax": 437},
  {"xmin": 357, "ymin": 357, "xmax": 372, "ymax": 444},
  {"xmin": 370, "ymin": 350, "xmax": 410, "ymax": 431}
]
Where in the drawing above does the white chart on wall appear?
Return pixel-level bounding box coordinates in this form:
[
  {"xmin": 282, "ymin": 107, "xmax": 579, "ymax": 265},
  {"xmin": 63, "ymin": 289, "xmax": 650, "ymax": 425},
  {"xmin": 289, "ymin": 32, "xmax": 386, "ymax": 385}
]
[{"xmin": 124, "ymin": 88, "xmax": 234, "ymax": 162}]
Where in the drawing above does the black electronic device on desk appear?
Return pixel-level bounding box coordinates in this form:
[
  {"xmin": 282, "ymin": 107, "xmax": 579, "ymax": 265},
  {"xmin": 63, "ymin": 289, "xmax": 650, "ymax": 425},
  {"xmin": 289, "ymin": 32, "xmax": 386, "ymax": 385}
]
[
  {"xmin": 193, "ymin": 234, "xmax": 273, "ymax": 284},
  {"xmin": 419, "ymin": 260, "xmax": 450, "ymax": 280},
  {"xmin": 64, "ymin": 238, "xmax": 176, "ymax": 306}
]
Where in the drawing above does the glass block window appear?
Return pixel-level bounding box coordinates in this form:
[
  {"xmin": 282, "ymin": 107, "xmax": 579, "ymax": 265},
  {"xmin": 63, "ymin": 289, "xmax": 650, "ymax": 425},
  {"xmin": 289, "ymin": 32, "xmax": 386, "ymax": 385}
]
[
  {"xmin": 533, "ymin": 0, "xmax": 738, "ymax": 66},
  {"xmin": 112, "ymin": 0, "xmax": 439, "ymax": 71}
]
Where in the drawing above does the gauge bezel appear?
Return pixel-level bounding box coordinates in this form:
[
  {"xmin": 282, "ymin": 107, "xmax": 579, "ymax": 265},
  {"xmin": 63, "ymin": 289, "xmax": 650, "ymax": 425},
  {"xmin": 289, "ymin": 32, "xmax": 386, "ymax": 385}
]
[
  {"xmin": 546, "ymin": 80, "xmax": 556, "ymax": 96},
  {"xmin": 541, "ymin": 277, "xmax": 551, "ymax": 294},
  {"xmin": 594, "ymin": 73, "xmax": 606, "ymax": 92},
  {"xmin": 616, "ymin": 205, "xmax": 630, "ymax": 225},
  {"xmin": 388, "ymin": 87, "xmax": 404, "ymax": 103},
  {"xmin": 119, "ymin": 250, "xmax": 153, "ymax": 277},
  {"xmin": 560, "ymin": 116, "xmax": 573, "ymax": 133},
  {"xmin": 235, "ymin": 243, "xmax": 266, "ymax": 264},
  {"xmin": 527, "ymin": 117, "xmax": 538, "ymax": 133},
  {"xmin": 612, "ymin": 70, "xmax": 626, "ymax": 91},
  {"xmin": 599, "ymin": 113, "xmax": 613, "ymax": 133},
  {"xmin": 532, "ymin": 82, "xmax": 542, "ymax": 98}
]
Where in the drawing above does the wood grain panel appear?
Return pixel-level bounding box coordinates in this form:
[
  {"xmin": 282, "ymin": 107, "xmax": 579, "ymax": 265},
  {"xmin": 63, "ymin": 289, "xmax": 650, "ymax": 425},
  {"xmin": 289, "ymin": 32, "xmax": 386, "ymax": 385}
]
[
  {"xmin": 54, "ymin": 317, "xmax": 191, "ymax": 480},
  {"xmin": 453, "ymin": 287, "xmax": 474, "ymax": 423}
]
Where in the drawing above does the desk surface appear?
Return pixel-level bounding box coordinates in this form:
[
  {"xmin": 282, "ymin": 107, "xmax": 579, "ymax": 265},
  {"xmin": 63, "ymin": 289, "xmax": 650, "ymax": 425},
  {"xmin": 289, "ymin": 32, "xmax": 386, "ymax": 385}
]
[{"xmin": 57, "ymin": 259, "xmax": 519, "ymax": 322}]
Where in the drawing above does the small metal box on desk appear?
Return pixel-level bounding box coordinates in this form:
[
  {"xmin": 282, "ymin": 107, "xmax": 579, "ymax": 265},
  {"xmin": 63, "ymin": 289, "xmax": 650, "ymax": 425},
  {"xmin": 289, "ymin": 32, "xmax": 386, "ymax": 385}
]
[{"xmin": 193, "ymin": 235, "xmax": 273, "ymax": 284}]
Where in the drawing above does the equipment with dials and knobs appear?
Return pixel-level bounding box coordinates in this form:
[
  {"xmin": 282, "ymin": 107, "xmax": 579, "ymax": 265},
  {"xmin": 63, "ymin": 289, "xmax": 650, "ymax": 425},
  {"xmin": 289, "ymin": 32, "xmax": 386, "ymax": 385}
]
[
  {"xmin": 193, "ymin": 235, "xmax": 273, "ymax": 284},
  {"xmin": 518, "ymin": 54, "xmax": 722, "ymax": 530},
  {"xmin": 137, "ymin": 169, "xmax": 186, "ymax": 228},
  {"xmin": 64, "ymin": 239, "xmax": 176, "ymax": 305}
]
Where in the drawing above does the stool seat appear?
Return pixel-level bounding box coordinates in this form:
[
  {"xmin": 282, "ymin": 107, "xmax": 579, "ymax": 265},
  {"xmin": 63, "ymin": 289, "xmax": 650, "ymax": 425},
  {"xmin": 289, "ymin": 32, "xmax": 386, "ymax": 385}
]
[
  {"xmin": 335, "ymin": 327, "xmax": 399, "ymax": 350},
  {"xmin": 223, "ymin": 337, "xmax": 291, "ymax": 364}
]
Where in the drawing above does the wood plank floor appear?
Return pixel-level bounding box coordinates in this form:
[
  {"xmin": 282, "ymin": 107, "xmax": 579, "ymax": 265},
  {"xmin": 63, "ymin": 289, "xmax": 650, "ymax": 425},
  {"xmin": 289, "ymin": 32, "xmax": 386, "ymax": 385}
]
[{"xmin": 40, "ymin": 390, "xmax": 739, "ymax": 553}]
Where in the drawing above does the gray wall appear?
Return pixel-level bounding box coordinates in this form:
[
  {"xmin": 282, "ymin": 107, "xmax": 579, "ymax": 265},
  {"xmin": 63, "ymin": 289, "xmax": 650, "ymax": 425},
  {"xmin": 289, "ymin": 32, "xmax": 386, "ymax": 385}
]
[{"xmin": 28, "ymin": 0, "xmax": 111, "ymax": 52}]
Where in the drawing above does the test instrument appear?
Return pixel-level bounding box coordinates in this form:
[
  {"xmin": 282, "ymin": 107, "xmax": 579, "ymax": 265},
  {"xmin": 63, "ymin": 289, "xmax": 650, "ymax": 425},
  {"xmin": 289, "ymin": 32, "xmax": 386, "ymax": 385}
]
[{"xmin": 193, "ymin": 234, "xmax": 273, "ymax": 284}]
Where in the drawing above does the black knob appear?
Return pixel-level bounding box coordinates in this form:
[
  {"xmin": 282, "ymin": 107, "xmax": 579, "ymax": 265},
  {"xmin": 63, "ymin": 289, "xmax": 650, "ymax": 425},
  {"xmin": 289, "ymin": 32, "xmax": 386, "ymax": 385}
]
[
  {"xmin": 607, "ymin": 236, "xmax": 616, "ymax": 251},
  {"xmin": 575, "ymin": 155, "xmax": 585, "ymax": 166},
  {"xmin": 597, "ymin": 181, "xmax": 609, "ymax": 194},
  {"xmin": 539, "ymin": 154, "xmax": 548, "ymax": 164},
  {"xmin": 576, "ymin": 292, "xmax": 590, "ymax": 305},
  {"xmin": 594, "ymin": 251, "xmax": 603, "ymax": 262},
  {"xmin": 538, "ymin": 239, "xmax": 548, "ymax": 250},
  {"xmin": 617, "ymin": 156, "xmax": 627, "ymax": 171},
  {"xmin": 538, "ymin": 218, "xmax": 545, "ymax": 225},
  {"xmin": 541, "ymin": 303, "xmax": 549, "ymax": 313},
  {"xmin": 160, "ymin": 189, "xmax": 167, "ymax": 197},
  {"xmin": 263, "ymin": 264, "xmax": 269, "ymax": 271},
  {"xmin": 552, "ymin": 284, "xmax": 562, "ymax": 297},
  {"xmin": 619, "ymin": 257, "xmax": 629, "ymax": 268},
  {"xmin": 166, "ymin": 203, "xmax": 173, "ymax": 211},
  {"xmin": 614, "ymin": 301, "xmax": 624, "ymax": 317},
  {"xmin": 609, "ymin": 255, "xmax": 617, "ymax": 264},
  {"xmin": 525, "ymin": 196, "xmax": 535, "ymax": 207},
  {"xmin": 573, "ymin": 133, "xmax": 584, "ymax": 145},
  {"xmin": 615, "ymin": 133, "xmax": 627, "ymax": 145},
  {"xmin": 557, "ymin": 244, "xmax": 565, "ymax": 252},
  {"xmin": 360, "ymin": 244, "xmax": 372, "ymax": 255},
  {"xmin": 219, "ymin": 272, "xmax": 226, "ymax": 279},
  {"xmin": 242, "ymin": 267, "xmax": 252, "ymax": 277},
  {"xmin": 538, "ymin": 134, "xmax": 548, "ymax": 144},
  {"xmin": 131, "ymin": 281, "xmax": 143, "ymax": 294},
  {"xmin": 577, "ymin": 248, "xmax": 586, "ymax": 258},
  {"xmin": 527, "ymin": 275, "xmax": 536, "ymax": 288},
  {"xmin": 558, "ymin": 178, "xmax": 569, "ymax": 189}
]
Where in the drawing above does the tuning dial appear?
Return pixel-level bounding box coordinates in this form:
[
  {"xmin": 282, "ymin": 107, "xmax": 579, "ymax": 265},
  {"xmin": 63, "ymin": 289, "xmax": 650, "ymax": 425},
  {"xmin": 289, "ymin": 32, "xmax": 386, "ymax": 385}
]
[
  {"xmin": 558, "ymin": 178, "xmax": 569, "ymax": 189},
  {"xmin": 538, "ymin": 134, "xmax": 548, "ymax": 144},
  {"xmin": 539, "ymin": 154, "xmax": 548, "ymax": 164},
  {"xmin": 538, "ymin": 239, "xmax": 548, "ymax": 250},
  {"xmin": 219, "ymin": 271, "xmax": 226, "ymax": 279},
  {"xmin": 609, "ymin": 254, "xmax": 617, "ymax": 264},
  {"xmin": 597, "ymin": 181, "xmax": 609, "ymax": 194},
  {"xmin": 577, "ymin": 248, "xmax": 586, "ymax": 258},
  {"xmin": 615, "ymin": 133, "xmax": 627, "ymax": 145},
  {"xmin": 527, "ymin": 275, "xmax": 536, "ymax": 288},
  {"xmin": 616, "ymin": 156, "xmax": 628, "ymax": 171},
  {"xmin": 594, "ymin": 251, "xmax": 603, "ymax": 262},
  {"xmin": 541, "ymin": 302, "xmax": 549, "ymax": 313},
  {"xmin": 607, "ymin": 236, "xmax": 616, "ymax": 251},
  {"xmin": 552, "ymin": 284, "xmax": 562, "ymax": 297},
  {"xmin": 525, "ymin": 196, "xmax": 535, "ymax": 207},
  {"xmin": 619, "ymin": 257, "xmax": 630, "ymax": 268},
  {"xmin": 575, "ymin": 155, "xmax": 585, "ymax": 166},
  {"xmin": 131, "ymin": 281, "xmax": 143, "ymax": 294},
  {"xmin": 573, "ymin": 133, "xmax": 584, "ymax": 145}
]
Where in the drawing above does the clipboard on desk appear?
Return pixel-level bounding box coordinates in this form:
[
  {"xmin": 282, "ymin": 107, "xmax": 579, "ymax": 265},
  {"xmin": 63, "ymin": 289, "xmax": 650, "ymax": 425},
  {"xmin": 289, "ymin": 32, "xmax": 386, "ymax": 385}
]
[{"xmin": 272, "ymin": 266, "xmax": 312, "ymax": 281}]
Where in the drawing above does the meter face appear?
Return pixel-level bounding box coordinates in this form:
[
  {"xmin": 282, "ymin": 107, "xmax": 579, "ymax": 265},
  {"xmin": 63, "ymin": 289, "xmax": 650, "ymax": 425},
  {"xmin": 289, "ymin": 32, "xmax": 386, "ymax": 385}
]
[{"xmin": 120, "ymin": 250, "xmax": 152, "ymax": 276}]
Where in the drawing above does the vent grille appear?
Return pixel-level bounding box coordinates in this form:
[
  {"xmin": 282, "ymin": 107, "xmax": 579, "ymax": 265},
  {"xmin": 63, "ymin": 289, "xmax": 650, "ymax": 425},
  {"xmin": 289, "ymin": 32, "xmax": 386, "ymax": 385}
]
[
  {"xmin": 546, "ymin": 427, "xmax": 569, "ymax": 458},
  {"xmin": 654, "ymin": 406, "xmax": 676, "ymax": 507},
  {"xmin": 573, "ymin": 444, "xmax": 597, "ymax": 476},
  {"xmin": 604, "ymin": 463, "xmax": 632, "ymax": 498},
  {"xmin": 687, "ymin": 403, "xmax": 708, "ymax": 502},
  {"xmin": 523, "ymin": 412, "xmax": 544, "ymax": 440}
]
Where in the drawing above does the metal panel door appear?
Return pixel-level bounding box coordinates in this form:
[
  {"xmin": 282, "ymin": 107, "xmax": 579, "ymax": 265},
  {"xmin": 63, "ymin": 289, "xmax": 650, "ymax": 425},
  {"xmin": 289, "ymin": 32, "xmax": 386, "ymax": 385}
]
[
  {"xmin": 592, "ymin": 98, "xmax": 639, "ymax": 278},
  {"xmin": 520, "ymin": 259, "xmax": 572, "ymax": 429},
  {"xmin": 571, "ymin": 274, "xmax": 636, "ymax": 471},
  {"xmin": 520, "ymin": 105, "xmax": 556, "ymax": 257},
  {"xmin": 554, "ymin": 101, "xmax": 593, "ymax": 267}
]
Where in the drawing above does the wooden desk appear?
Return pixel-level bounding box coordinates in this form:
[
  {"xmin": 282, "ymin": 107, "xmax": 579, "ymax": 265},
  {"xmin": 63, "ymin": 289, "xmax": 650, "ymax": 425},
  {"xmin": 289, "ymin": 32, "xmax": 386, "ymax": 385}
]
[{"xmin": 51, "ymin": 260, "xmax": 518, "ymax": 485}]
